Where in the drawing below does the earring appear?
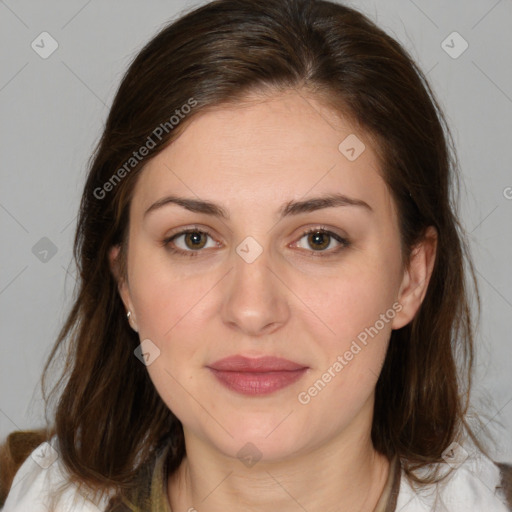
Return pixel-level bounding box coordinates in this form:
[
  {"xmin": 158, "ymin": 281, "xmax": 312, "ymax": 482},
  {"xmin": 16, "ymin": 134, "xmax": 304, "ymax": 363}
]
[{"xmin": 126, "ymin": 311, "xmax": 138, "ymax": 332}]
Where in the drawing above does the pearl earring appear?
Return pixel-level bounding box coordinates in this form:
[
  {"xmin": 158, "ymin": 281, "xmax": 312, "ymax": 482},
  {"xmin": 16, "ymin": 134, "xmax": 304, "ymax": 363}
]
[{"xmin": 126, "ymin": 311, "xmax": 138, "ymax": 332}]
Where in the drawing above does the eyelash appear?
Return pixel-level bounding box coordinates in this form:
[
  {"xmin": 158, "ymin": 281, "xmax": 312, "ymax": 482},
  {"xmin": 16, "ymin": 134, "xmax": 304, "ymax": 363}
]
[
  {"xmin": 291, "ymin": 228, "xmax": 351, "ymax": 257},
  {"xmin": 162, "ymin": 227, "xmax": 351, "ymax": 258},
  {"xmin": 162, "ymin": 227, "xmax": 219, "ymax": 258}
]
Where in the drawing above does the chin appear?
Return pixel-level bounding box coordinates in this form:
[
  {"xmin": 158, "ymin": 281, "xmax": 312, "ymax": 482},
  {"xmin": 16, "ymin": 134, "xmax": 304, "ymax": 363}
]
[{"xmin": 210, "ymin": 417, "xmax": 309, "ymax": 463}]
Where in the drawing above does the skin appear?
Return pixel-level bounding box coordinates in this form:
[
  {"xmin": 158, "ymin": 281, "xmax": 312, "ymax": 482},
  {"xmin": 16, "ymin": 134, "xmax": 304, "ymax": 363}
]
[{"xmin": 110, "ymin": 89, "xmax": 437, "ymax": 511}]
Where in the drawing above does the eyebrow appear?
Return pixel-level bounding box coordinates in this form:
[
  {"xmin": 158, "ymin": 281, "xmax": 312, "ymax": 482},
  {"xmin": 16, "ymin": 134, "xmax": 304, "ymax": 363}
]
[
  {"xmin": 281, "ymin": 194, "xmax": 372, "ymax": 216},
  {"xmin": 143, "ymin": 192, "xmax": 373, "ymax": 219},
  {"xmin": 144, "ymin": 195, "xmax": 228, "ymax": 218}
]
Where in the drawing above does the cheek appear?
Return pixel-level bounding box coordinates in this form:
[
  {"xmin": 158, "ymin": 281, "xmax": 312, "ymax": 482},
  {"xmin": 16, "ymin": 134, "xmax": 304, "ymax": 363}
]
[
  {"xmin": 292, "ymin": 256, "xmax": 401, "ymax": 347},
  {"xmin": 128, "ymin": 262, "xmax": 212, "ymax": 421},
  {"xmin": 127, "ymin": 247, "xmax": 220, "ymax": 390},
  {"xmin": 294, "ymin": 270, "xmax": 396, "ymax": 428},
  {"xmin": 128, "ymin": 241, "xmax": 212, "ymax": 340},
  {"xmin": 289, "ymin": 252, "xmax": 401, "ymax": 406}
]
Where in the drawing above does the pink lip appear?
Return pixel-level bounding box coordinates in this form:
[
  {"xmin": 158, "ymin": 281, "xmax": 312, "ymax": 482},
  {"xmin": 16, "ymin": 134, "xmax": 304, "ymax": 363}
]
[{"xmin": 207, "ymin": 356, "xmax": 308, "ymax": 395}]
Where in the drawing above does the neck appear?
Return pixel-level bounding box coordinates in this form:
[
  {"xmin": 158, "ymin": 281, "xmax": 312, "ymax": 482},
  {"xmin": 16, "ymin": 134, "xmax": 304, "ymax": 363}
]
[{"xmin": 168, "ymin": 425, "xmax": 390, "ymax": 512}]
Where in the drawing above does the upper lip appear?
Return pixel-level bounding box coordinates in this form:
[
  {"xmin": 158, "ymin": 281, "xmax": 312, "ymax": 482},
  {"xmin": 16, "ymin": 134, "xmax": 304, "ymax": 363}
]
[{"xmin": 207, "ymin": 355, "xmax": 307, "ymax": 372}]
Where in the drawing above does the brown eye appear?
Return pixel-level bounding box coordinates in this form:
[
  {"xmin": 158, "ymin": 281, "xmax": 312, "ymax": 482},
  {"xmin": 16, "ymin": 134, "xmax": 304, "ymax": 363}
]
[
  {"xmin": 164, "ymin": 229, "xmax": 218, "ymax": 254},
  {"xmin": 307, "ymin": 231, "xmax": 331, "ymax": 251},
  {"xmin": 294, "ymin": 228, "xmax": 350, "ymax": 255},
  {"xmin": 184, "ymin": 231, "xmax": 207, "ymax": 250}
]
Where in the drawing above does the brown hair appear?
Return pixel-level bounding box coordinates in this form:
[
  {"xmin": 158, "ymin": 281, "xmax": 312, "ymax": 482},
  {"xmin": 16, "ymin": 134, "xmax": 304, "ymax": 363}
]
[{"xmin": 5, "ymin": 0, "xmax": 486, "ymax": 504}]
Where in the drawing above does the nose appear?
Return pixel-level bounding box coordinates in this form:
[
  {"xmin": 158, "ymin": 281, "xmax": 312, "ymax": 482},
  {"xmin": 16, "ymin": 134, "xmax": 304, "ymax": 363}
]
[{"xmin": 221, "ymin": 246, "xmax": 290, "ymax": 337}]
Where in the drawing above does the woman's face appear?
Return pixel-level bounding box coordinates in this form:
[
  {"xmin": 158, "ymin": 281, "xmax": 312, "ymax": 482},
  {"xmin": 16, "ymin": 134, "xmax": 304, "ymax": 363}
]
[{"xmin": 115, "ymin": 90, "xmax": 431, "ymax": 462}]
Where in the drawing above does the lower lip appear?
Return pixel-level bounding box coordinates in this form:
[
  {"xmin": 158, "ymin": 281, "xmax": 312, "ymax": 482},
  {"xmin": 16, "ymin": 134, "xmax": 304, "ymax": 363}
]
[{"xmin": 208, "ymin": 368, "xmax": 307, "ymax": 395}]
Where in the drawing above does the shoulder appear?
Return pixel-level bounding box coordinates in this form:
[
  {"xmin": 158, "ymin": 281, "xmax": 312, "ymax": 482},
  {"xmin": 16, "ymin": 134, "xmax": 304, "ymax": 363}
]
[
  {"xmin": 395, "ymin": 446, "xmax": 512, "ymax": 511},
  {"xmin": 2, "ymin": 436, "xmax": 111, "ymax": 512}
]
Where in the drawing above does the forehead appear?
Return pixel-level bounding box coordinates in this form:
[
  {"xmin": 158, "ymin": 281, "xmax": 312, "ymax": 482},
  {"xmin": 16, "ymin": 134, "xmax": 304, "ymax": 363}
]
[{"xmin": 131, "ymin": 90, "xmax": 395, "ymax": 219}]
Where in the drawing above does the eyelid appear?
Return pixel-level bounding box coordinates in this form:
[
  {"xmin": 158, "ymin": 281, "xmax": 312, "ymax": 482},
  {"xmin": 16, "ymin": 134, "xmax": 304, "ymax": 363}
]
[
  {"xmin": 289, "ymin": 226, "xmax": 351, "ymax": 255},
  {"xmin": 162, "ymin": 225, "xmax": 351, "ymax": 257},
  {"xmin": 162, "ymin": 224, "xmax": 217, "ymax": 240},
  {"xmin": 161, "ymin": 225, "xmax": 222, "ymax": 253}
]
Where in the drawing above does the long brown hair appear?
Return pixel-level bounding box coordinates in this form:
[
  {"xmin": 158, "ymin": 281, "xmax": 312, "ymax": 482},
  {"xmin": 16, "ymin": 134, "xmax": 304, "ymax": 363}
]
[{"xmin": 33, "ymin": 0, "xmax": 483, "ymax": 502}]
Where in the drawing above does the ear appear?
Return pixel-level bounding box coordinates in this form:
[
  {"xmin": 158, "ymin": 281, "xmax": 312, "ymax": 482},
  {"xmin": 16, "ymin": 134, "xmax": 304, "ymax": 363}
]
[
  {"xmin": 391, "ymin": 226, "xmax": 438, "ymax": 330},
  {"xmin": 108, "ymin": 245, "xmax": 139, "ymax": 332}
]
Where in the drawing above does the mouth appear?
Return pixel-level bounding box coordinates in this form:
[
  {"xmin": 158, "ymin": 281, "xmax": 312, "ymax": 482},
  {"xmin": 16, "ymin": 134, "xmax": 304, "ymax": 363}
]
[{"xmin": 206, "ymin": 355, "xmax": 309, "ymax": 396}]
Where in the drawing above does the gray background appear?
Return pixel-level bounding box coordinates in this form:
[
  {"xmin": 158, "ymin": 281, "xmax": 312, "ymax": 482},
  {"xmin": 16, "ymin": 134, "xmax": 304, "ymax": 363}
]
[{"xmin": 1, "ymin": 0, "xmax": 511, "ymax": 462}]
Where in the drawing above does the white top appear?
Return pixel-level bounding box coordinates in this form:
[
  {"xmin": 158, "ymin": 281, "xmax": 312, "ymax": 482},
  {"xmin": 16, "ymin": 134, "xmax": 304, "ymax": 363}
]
[
  {"xmin": 395, "ymin": 449, "xmax": 510, "ymax": 511},
  {"xmin": 2, "ymin": 437, "xmax": 111, "ymax": 512},
  {"xmin": 3, "ymin": 437, "xmax": 510, "ymax": 511}
]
